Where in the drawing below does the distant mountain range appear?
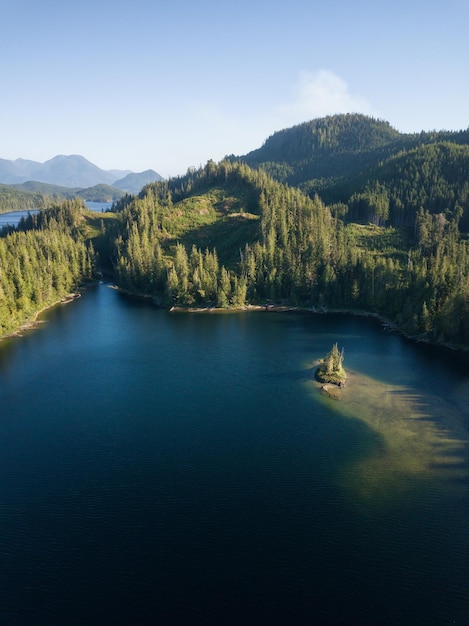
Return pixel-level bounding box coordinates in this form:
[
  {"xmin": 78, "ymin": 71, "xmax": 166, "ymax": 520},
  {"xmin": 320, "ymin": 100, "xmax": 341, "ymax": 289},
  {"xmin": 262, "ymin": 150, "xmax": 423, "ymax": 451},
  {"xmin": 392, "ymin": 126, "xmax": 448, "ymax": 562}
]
[
  {"xmin": 112, "ymin": 170, "xmax": 164, "ymax": 194},
  {"xmin": 0, "ymin": 154, "xmax": 163, "ymax": 193}
]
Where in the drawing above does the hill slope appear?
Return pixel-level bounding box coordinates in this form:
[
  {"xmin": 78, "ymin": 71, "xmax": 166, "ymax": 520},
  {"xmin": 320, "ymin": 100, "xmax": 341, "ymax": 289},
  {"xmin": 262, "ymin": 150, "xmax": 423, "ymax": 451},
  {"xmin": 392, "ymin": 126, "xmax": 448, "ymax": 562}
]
[
  {"xmin": 323, "ymin": 141, "xmax": 469, "ymax": 229},
  {"xmin": 107, "ymin": 159, "xmax": 469, "ymax": 346},
  {"xmin": 233, "ymin": 113, "xmax": 469, "ymax": 228},
  {"xmin": 0, "ymin": 183, "xmax": 50, "ymax": 213},
  {"xmin": 113, "ymin": 170, "xmax": 164, "ymax": 194},
  {"xmin": 233, "ymin": 114, "xmax": 408, "ymax": 186},
  {"xmin": 238, "ymin": 114, "xmax": 469, "ymax": 181},
  {"xmin": 4, "ymin": 159, "xmax": 469, "ymax": 348}
]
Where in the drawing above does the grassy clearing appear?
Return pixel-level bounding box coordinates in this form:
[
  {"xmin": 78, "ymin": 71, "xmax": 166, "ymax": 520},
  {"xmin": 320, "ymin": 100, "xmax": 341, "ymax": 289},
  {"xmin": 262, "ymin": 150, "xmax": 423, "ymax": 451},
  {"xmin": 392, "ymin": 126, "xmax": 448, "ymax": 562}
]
[
  {"xmin": 345, "ymin": 223, "xmax": 413, "ymax": 262},
  {"xmin": 163, "ymin": 188, "xmax": 260, "ymax": 266}
]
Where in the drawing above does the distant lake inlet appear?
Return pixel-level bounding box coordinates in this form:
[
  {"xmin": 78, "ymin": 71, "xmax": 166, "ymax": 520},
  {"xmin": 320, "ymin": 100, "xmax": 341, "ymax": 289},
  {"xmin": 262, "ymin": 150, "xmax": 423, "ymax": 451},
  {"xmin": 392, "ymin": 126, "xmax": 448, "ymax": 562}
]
[{"xmin": 0, "ymin": 201, "xmax": 112, "ymax": 228}]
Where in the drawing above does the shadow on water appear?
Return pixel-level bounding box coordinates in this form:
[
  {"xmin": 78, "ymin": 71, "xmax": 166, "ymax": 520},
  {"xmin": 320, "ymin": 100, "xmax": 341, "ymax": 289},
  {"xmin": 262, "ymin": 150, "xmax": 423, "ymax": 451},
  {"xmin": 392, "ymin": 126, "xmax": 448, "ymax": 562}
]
[
  {"xmin": 108, "ymin": 299, "xmax": 469, "ymax": 506},
  {"xmin": 389, "ymin": 388, "xmax": 469, "ymax": 488},
  {"xmin": 302, "ymin": 364, "xmax": 469, "ymax": 507}
]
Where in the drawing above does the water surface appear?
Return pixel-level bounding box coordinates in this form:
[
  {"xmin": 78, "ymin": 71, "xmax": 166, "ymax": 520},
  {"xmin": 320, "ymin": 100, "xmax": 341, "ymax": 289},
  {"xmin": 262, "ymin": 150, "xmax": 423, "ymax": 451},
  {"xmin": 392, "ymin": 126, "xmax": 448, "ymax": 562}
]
[
  {"xmin": 0, "ymin": 284, "xmax": 468, "ymax": 625},
  {"xmin": 0, "ymin": 210, "xmax": 39, "ymax": 228}
]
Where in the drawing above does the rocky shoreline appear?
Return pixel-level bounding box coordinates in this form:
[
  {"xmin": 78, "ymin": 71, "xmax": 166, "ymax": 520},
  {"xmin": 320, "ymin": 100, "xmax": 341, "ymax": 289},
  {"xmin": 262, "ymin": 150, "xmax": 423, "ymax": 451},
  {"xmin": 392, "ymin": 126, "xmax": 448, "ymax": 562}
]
[
  {"xmin": 0, "ymin": 293, "xmax": 81, "ymax": 342},
  {"xmin": 319, "ymin": 383, "xmax": 343, "ymax": 400}
]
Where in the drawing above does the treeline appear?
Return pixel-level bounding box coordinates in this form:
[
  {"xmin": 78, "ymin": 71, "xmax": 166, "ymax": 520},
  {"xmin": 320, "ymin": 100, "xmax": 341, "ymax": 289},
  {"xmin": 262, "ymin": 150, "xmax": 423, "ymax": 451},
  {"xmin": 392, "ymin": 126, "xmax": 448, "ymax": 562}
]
[
  {"xmin": 2, "ymin": 148, "xmax": 469, "ymax": 349},
  {"xmin": 234, "ymin": 113, "xmax": 469, "ymax": 189},
  {"xmin": 0, "ymin": 182, "xmax": 124, "ymax": 214},
  {"xmin": 326, "ymin": 142, "xmax": 469, "ymax": 229},
  {"xmin": 112, "ymin": 160, "xmax": 260, "ymax": 305},
  {"xmin": 0, "ymin": 184, "xmax": 50, "ymax": 214},
  {"xmin": 233, "ymin": 114, "xmax": 469, "ymax": 231},
  {"xmin": 109, "ymin": 160, "xmax": 469, "ymax": 346},
  {"xmin": 0, "ymin": 199, "xmax": 95, "ymax": 337}
]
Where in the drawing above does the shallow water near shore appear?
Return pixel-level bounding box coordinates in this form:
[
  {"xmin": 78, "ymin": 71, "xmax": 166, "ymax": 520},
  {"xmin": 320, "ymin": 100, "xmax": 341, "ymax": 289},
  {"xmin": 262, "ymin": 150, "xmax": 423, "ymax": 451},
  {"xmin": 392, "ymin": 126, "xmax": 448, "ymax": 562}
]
[{"xmin": 0, "ymin": 283, "xmax": 468, "ymax": 625}]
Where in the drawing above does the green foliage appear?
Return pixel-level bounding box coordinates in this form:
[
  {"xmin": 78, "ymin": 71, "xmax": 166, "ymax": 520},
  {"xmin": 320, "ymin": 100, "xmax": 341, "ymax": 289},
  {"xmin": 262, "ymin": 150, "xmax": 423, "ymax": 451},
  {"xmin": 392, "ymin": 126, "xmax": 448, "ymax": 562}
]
[
  {"xmin": 103, "ymin": 158, "xmax": 469, "ymax": 348},
  {"xmin": 76, "ymin": 184, "xmax": 125, "ymax": 202},
  {"xmin": 237, "ymin": 114, "xmax": 403, "ymax": 185},
  {"xmin": 232, "ymin": 113, "xmax": 469, "ymax": 231},
  {"xmin": 5, "ymin": 117, "xmax": 469, "ymax": 351},
  {"xmin": 0, "ymin": 200, "xmax": 95, "ymax": 337},
  {"xmin": 334, "ymin": 142, "xmax": 469, "ymax": 229},
  {"xmin": 14, "ymin": 181, "xmax": 77, "ymax": 196},
  {"xmin": 0, "ymin": 181, "xmax": 124, "ymax": 212},
  {"xmin": 0, "ymin": 184, "xmax": 50, "ymax": 213},
  {"xmin": 316, "ymin": 343, "xmax": 346, "ymax": 384}
]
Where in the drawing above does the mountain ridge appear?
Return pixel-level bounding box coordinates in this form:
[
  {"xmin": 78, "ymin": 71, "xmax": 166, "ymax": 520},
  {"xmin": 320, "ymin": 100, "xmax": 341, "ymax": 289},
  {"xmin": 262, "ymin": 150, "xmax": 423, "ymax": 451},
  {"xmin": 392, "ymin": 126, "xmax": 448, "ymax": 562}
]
[
  {"xmin": 113, "ymin": 169, "xmax": 164, "ymax": 194},
  {"xmin": 229, "ymin": 113, "xmax": 469, "ymax": 228},
  {"xmin": 233, "ymin": 113, "xmax": 469, "ymax": 191},
  {"xmin": 0, "ymin": 154, "xmax": 163, "ymax": 190}
]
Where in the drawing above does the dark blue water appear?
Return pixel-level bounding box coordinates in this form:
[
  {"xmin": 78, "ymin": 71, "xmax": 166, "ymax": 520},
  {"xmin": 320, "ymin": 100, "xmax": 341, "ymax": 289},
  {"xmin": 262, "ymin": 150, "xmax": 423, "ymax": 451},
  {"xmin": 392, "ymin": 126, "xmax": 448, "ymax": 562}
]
[{"xmin": 0, "ymin": 283, "xmax": 468, "ymax": 625}]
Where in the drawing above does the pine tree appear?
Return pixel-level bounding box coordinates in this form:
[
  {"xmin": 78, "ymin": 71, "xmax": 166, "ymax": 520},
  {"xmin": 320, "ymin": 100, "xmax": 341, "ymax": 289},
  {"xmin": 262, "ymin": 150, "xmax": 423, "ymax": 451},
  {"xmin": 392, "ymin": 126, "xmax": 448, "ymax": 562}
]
[{"xmin": 315, "ymin": 343, "xmax": 346, "ymax": 385}]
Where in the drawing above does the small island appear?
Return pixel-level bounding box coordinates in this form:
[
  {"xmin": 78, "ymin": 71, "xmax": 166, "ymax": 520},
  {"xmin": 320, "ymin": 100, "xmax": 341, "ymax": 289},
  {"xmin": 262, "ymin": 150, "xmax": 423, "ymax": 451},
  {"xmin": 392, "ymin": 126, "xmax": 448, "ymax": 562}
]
[{"xmin": 315, "ymin": 342, "xmax": 346, "ymax": 386}]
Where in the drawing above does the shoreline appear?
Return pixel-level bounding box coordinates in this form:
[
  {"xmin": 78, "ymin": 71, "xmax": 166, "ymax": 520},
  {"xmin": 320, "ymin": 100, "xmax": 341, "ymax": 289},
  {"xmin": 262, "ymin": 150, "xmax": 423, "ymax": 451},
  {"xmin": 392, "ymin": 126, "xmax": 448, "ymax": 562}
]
[
  {"xmin": 167, "ymin": 301, "xmax": 468, "ymax": 353},
  {"xmin": 0, "ymin": 292, "xmax": 81, "ymax": 342},
  {"xmin": 169, "ymin": 303, "xmax": 300, "ymax": 313},
  {"xmin": 9, "ymin": 280, "xmax": 464, "ymax": 355}
]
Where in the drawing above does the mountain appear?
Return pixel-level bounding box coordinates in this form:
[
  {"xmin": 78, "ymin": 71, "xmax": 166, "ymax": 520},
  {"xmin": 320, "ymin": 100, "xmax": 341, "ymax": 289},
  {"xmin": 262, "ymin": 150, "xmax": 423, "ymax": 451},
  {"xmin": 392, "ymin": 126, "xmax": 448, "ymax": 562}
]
[
  {"xmin": 0, "ymin": 155, "xmax": 123, "ymax": 187},
  {"xmin": 0, "ymin": 158, "xmax": 43, "ymax": 185},
  {"xmin": 231, "ymin": 113, "xmax": 469, "ymax": 229},
  {"xmin": 75, "ymin": 184, "xmax": 126, "ymax": 202},
  {"xmin": 0, "ymin": 155, "xmax": 163, "ymax": 190},
  {"xmin": 108, "ymin": 158, "xmax": 469, "ymax": 346},
  {"xmin": 233, "ymin": 113, "xmax": 469, "ymax": 194},
  {"xmin": 231, "ymin": 114, "xmax": 405, "ymax": 189},
  {"xmin": 37, "ymin": 155, "xmax": 127, "ymax": 187},
  {"xmin": 113, "ymin": 169, "xmax": 164, "ymax": 194}
]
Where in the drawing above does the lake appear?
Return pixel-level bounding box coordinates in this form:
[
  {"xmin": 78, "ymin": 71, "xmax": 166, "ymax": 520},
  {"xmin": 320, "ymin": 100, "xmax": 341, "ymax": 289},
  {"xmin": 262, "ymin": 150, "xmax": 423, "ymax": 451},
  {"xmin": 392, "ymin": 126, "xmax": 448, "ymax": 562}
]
[{"xmin": 0, "ymin": 283, "xmax": 468, "ymax": 625}]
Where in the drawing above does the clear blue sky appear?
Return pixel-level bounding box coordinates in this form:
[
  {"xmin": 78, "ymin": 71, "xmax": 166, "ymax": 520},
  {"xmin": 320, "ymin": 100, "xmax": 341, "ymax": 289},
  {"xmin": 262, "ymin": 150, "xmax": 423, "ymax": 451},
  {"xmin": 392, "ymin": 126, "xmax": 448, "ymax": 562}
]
[{"xmin": 2, "ymin": 0, "xmax": 468, "ymax": 178}]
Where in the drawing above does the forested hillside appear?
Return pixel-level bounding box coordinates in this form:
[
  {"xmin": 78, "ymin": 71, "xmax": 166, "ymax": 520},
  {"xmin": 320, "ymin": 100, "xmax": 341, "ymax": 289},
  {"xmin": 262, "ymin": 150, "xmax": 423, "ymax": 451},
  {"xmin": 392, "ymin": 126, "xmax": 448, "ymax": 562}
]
[
  {"xmin": 0, "ymin": 183, "xmax": 50, "ymax": 213},
  {"xmin": 235, "ymin": 114, "xmax": 404, "ymax": 185},
  {"xmin": 234, "ymin": 114, "xmax": 469, "ymax": 226},
  {"xmin": 108, "ymin": 160, "xmax": 469, "ymax": 347},
  {"xmin": 324, "ymin": 142, "xmax": 469, "ymax": 229},
  {"xmin": 2, "ymin": 115, "xmax": 469, "ymax": 349},
  {"xmin": 0, "ymin": 181, "xmax": 125, "ymax": 212},
  {"xmin": 0, "ymin": 200, "xmax": 95, "ymax": 336}
]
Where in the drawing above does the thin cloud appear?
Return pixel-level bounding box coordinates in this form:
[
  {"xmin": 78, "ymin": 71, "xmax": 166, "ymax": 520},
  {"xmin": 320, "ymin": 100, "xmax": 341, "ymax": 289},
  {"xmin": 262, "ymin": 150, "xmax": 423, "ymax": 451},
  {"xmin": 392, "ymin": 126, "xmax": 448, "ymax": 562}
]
[
  {"xmin": 273, "ymin": 69, "xmax": 377, "ymax": 128},
  {"xmin": 156, "ymin": 70, "xmax": 379, "ymax": 174},
  {"xmin": 224, "ymin": 69, "xmax": 379, "ymax": 156}
]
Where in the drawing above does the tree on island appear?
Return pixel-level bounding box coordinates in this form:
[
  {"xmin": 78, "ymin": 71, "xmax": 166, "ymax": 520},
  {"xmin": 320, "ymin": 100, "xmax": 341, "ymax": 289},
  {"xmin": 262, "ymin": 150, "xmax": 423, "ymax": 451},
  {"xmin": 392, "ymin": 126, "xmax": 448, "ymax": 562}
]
[{"xmin": 316, "ymin": 343, "xmax": 346, "ymax": 385}]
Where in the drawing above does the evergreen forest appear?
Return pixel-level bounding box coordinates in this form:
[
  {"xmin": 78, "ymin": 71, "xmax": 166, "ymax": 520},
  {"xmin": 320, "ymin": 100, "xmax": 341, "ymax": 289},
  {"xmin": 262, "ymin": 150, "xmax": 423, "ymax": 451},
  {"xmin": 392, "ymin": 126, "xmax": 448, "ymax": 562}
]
[
  {"xmin": 0, "ymin": 200, "xmax": 95, "ymax": 336},
  {"xmin": 0, "ymin": 182, "xmax": 125, "ymax": 213},
  {"xmin": 1, "ymin": 114, "xmax": 469, "ymax": 349}
]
